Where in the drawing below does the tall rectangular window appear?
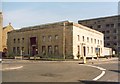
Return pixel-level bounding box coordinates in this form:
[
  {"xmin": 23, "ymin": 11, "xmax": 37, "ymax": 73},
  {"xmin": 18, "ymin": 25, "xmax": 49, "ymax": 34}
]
[
  {"xmin": 82, "ymin": 36, "xmax": 84, "ymax": 42},
  {"xmin": 54, "ymin": 45, "xmax": 59, "ymax": 55},
  {"xmin": 48, "ymin": 45, "xmax": 52, "ymax": 54},
  {"xmin": 91, "ymin": 38, "xmax": 93, "ymax": 43},
  {"xmin": 18, "ymin": 38, "xmax": 20, "ymax": 43},
  {"xmin": 87, "ymin": 37, "xmax": 89, "ymax": 42},
  {"xmin": 55, "ymin": 35, "xmax": 58, "ymax": 40},
  {"xmin": 78, "ymin": 45, "xmax": 80, "ymax": 54},
  {"xmin": 17, "ymin": 47, "xmax": 20, "ymax": 55},
  {"xmin": 22, "ymin": 38, "xmax": 24, "ymax": 43},
  {"xmin": 42, "ymin": 46, "xmax": 46, "ymax": 55},
  {"xmin": 87, "ymin": 47, "xmax": 89, "ymax": 54},
  {"xmin": 42, "ymin": 36, "xmax": 45, "ymax": 41},
  {"xmin": 94, "ymin": 39, "xmax": 96, "ymax": 44},
  {"xmin": 13, "ymin": 47, "xmax": 16, "ymax": 54},
  {"xmin": 13, "ymin": 39, "xmax": 16, "ymax": 43},
  {"xmin": 48, "ymin": 35, "xmax": 52, "ymax": 41},
  {"xmin": 77, "ymin": 35, "xmax": 80, "ymax": 41},
  {"xmin": 91, "ymin": 47, "xmax": 93, "ymax": 53}
]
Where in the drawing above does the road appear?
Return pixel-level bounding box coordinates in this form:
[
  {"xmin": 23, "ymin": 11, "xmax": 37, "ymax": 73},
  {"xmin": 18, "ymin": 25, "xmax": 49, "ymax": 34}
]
[{"xmin": 1, "ymin": 58, "xmax": 120, "ymax": 83}]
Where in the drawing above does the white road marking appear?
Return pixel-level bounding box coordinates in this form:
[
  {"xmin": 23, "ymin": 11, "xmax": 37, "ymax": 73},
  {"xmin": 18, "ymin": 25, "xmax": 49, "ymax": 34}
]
[
  {"xmin": 93, "ymin": 71, "xmax": 105, "ymax": 81},
  {"xmin": 81, "ymin": 64, "xmax": 106, "ymax": 81},
  {"xmin": 1, "ymin": 66, "xmax": 23, "ymax": 71}
]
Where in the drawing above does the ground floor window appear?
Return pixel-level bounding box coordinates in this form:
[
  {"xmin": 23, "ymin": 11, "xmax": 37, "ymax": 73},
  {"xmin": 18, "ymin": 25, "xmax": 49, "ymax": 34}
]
[
  {"xmin": 54, "ymin": 45, "xmax": 59, "ymax": 55},
  {"xmin": 13, "ymin": 47, "xmax": 16, "ymax": 54},
  {"xmin": 42, "ymin": 46, "xmax": 46, "ymax": 55},
  {"xmin": 48, "ymin": 45, "xmax": 52, "ymax": 55}
]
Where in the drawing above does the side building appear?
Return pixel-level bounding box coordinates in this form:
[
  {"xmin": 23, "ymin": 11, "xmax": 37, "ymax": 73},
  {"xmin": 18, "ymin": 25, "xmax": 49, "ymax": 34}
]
[
  {"xmin": 7, "ymin": 21, "xmax": 104, "ymax": 59},
  {"xmin": 0, "ymin": 12, "xmax": 3, "ymax": 57},
  {"xmin": 78, "ymin": 15, "xmax": 120, "ymax": 54}
]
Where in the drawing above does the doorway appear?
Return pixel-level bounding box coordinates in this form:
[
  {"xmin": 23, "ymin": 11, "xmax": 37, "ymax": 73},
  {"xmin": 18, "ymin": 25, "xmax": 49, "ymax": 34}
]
[{"xmin": 83, "ymin": 46, "xmax": 86, "ymax": 56}]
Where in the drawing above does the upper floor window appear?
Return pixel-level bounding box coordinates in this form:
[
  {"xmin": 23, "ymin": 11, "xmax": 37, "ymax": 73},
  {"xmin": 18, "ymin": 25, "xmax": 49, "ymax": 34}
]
[
  {"xmin": 13, "ymin": 39, "xmax": 16, "ymax": 43},
  {"xmin": 98, "ymin": 40, "xmax": 99, "ymax": 44},
  {"xmin": 18, "ymin": 38, "xmax": 20, "ymax": 43},
  {"xmin": 111, "ymin": 24, "xmax": 114, "ymax": 27},
  {"xmin": 106, "ymin": 30, "xmax": 110, "ymax": 33},
  {"xmin": 94, "ymin": 39, "xmax": 96, "ymax": 44},
  {"xmin": 118, "ymin": 23, "xmax": 120, "ymax": 26},
  {"xmin": 48, "ymin": 35, "xmax": 52, "ymax": 41},
  {"xmin": 87, "ymin": 37, "xmax": 89, "ymax": 42},
  {"xmin": 106, "ymin": 24, "xmax": 110, "ymax": 27},
  {"xmin": 100, "ymin": 40, "xmax": 102, "ymax": 45},
  {"xmin": 22, "ymin": 38, "xmax": 24, "ymax": 43},
  {"xmin": 113, "ymin": 29, "xmax": 117, "ymax": 33},
  {"xmin": 55, "ymin": 35, "xmax": 58, "ymax": 40},
  {"xmin": 97, "ymin": 25, "xmax": 101, "ymax": 28},
  {"xmin": 82, "ymin": 36, "xmax": 85, "ymax": 42},
  {"xmin": 42, "ymin": 36, "xmax": 45, "ymax": 41},
  {"xmin": 77, "ymin": 35, "xmax": 80, "ymax": 41},
  {"xmin": 91, "ymin": 38, "xmax": 93, "ymax": 43}
]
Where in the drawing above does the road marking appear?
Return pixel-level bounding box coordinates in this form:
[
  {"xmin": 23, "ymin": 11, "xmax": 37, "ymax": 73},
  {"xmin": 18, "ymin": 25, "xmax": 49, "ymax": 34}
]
[
  {"xmin": 93, "ymin": 71, "xmax": 105, "ymax": 81},
  {"xmin": 80, "ymin": 64, "xmax": 106, "ymax": 81},
  {"xmin": 1, "ymin": 66, "xmax": 23, "ymax": 71}
]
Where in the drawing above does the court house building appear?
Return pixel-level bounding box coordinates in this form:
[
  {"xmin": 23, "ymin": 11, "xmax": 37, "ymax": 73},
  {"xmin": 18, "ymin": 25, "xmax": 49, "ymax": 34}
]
[{"xmin": 7, "ymin": 21, "xmax": 104, "ymax": 59}]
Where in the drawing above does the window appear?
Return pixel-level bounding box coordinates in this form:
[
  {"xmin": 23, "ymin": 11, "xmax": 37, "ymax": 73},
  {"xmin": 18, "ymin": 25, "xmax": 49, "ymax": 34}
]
[
  {"xmin": 106, "ymin": 37, "xmax": 110, "ymax": 40},
  {"xmin": 106, "ymin": 24, "xmax": 110, "ymax": 27},
  {"xmin": 78, "ymin": 45, "xmax": 80, "ymax": 54},
  {"xmin": 113, "ymin": 29, "xmax": 116, "ymax": 33},
  {"xmin": 100, "ymin": 40, "xmax": 102, "ymax": 45},
  {"xmin": 82, "ymin": 36, "xmax": 85, "ymax": 42},
  {"xmin": 97, "ymin": 25, "xmax": 101, "ymax": 28},
  {"xmin": 118, "ymin": 23, "xmax": 120, "ymax": 26},
  {"xmin": 91, "ymin": 47, "xmax": 93, "ymax": 53},
  {"xmin": 102, "ymin": 31, "xmax": 105, "ymax": 34},
  {"xmin": 22, "ymin": 38, "xmax": 24, "ymax": 43},
  {"xmin": 42, "ymin": 46, "xmax": 46, "ymax": 55},
  {"xmin": 48, "ymin": 45, "xmax": 52, "ymax": 54},
  {"xmin": 94, "ymin": 39, "xmax": 96, "ymax": 44},
  {"xmin": 77, "ymin": 35, "xmax": 80, "ymax": 41},
  {"xmin": 87, "ymin": 37, "xmax": 89, "ymax": 42},
  {"xmin": 111, "ymin": 24, "xmax": 114, "ymax": 27},
  {"xmin": 18, "ymin": 38, "xmax": 20, "ymax": 43},
  {"xmin": 101, "ymin": 48, "xmax": 102, "ymax": 53},
  {"xmin": 107, "ymin": 43, "xmax": 110, "ymax": 46},
  {"xmin": 87, "ymin": 47, "xmax": 89, "ymax": 54},
  {"xmin": 22, "ymin": 47, "xmax": 24, "ymax": 51},
  {"xmin": 54, "ymin": 45, "xmax": 59, "ymax": 55},
  {"xmin": 13, "ymin": 39, "xmax": 16, "ymax": 43},
  {"xmin": 106, "ymin": 30, "xmax": 110, "ymax": 33},
  {"xmin": 48, "ymin": 35, "xmax": 52, "ymax": 41},
  {"xmin": 113, "ymin": 36, "xmax": 117, "ymax": 39},
  {"xmin": 17, "ymin": 47, "xmax": 20, "ymax": 55},
  {"xmin": 98, "ymin": 40, "xmax": 99, "ymax": 44},
  {"xmin": 55, "ymin": 35, "xmax": 58, "ymax": 40},
  {"xmin": 114, "ymin": 43, "xmax": 117, "ymax": 46},
  {"xmin": 42, "ymin": 36, "xmax": 45, "ymax": 41},
  {"xmin": 91, "ymin": 38, "xmax": 93, "ymax": 43},
  {"xmin": 13, "ymin": 47, "xmax": 16, "ymax": 54}
]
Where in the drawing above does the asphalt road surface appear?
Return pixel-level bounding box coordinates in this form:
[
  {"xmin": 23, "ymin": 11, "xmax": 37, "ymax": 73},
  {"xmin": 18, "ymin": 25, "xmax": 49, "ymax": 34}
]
[{"xmin": 1, "ymin": 58, "xmax": 120, "ymax": 84}]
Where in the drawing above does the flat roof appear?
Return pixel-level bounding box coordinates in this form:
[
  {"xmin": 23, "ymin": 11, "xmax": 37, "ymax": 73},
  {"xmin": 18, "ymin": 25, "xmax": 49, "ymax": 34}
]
[{"xmin": 78, "ymin": 15, "xmax": 119, "ymax": 22}]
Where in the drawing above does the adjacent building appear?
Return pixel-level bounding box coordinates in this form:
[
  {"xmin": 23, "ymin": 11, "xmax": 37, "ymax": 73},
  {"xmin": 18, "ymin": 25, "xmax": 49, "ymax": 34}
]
[
  {"xmin": 2, "ymin": 23, "xmax": 14, "ymax": 56},
  {"xmin": 7, "ymin": 21, "xmax": 104, "ymax": 59},
  {"xmin": 0, "ymin": 12, "xmax": 3, "ymax": 56},
  {"xmin": 78, "ymin": 15, "xmax": 120, "ymax": 54}
]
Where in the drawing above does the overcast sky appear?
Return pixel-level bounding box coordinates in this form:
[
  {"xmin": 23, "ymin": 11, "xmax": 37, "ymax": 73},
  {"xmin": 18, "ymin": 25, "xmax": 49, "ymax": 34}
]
[{"xmin": 2, "ymin": 2, "xmax": 118, "ymax": 29}]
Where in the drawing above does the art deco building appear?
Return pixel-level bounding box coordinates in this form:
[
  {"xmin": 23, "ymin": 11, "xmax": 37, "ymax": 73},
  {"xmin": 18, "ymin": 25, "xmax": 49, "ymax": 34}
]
[
  {"xmin": 7, "ymin": 21, "xmax": 104, "ymax": 59},
  {"xmin": 78, "ymin": 15, "xmax": 120, "ymax": 54}
]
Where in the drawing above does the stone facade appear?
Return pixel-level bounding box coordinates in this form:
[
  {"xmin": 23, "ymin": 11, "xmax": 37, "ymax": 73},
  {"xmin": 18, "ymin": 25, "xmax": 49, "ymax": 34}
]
[
  {"xmin": 78, "ymin": 15, "xmax": 120, "ymax": 54},
  {"xmin": 7, "ymin": 21, "xmax": 104, "ymax": 59},
  {"xmin": 2, "ymin": 23, "xmax": 14, "ymax": 54}
]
